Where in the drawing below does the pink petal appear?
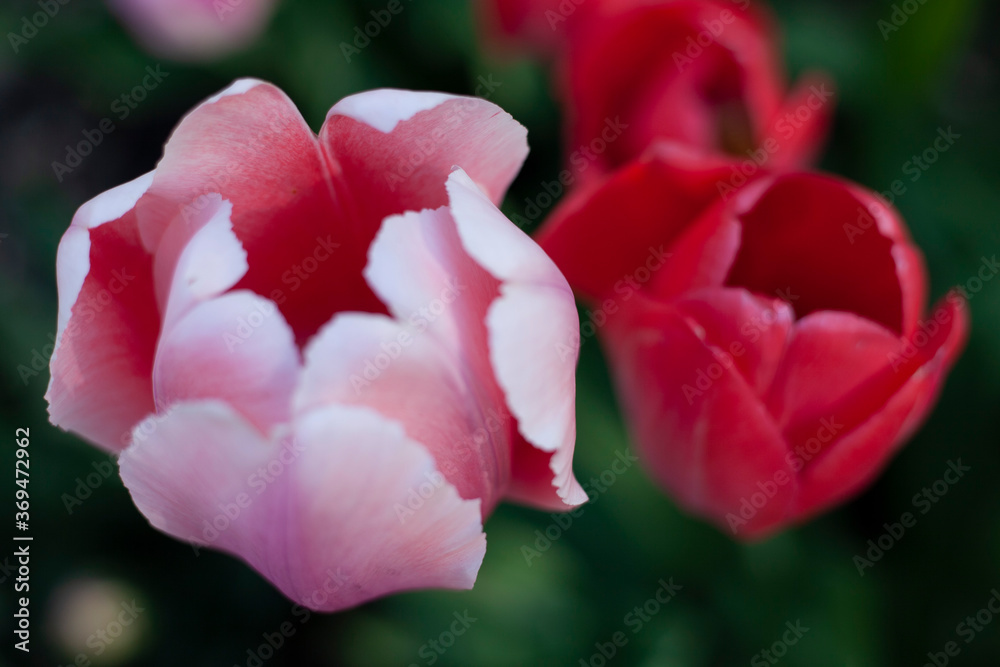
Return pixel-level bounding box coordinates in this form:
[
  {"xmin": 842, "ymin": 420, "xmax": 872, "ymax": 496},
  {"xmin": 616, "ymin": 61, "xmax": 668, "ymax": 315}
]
[
  {"xmin": 446, "ymin": 170, "xmax": 586, "ymax": 508},
  {"xmin": 758, "ymin": 74, "xmax": 836, "ymax": 171},
  {"xmin": 108, "ymin": 0, "xmax": 278, "ymax": 61},
  {"xmin": 118, "ymin": 401, "xmax": 486, "ymax": 612},
  {"xmin": 320, "ymin": 88, "xmax": 528, "ymax": 241},
  {"xmin": 154, "ymin": 194, "xmax": 247, "ymax": 332},
  {"xmin": 645, "ymin": 196, "xmax": 742, "ymax": 300},
  {"xmin": 152, "ymin": 291, "xmax": 300, "ymax": 434},
  {"xmin": 294, "ymin": 312, "xmax": 510, "ymax": 516},
  {"xmin": 142, "ymin": 79, "xmax": 381, "ymax": 346},
  {"xmin": 46, "ymin": 173, "xmax": 160, "ymax": 452},
  {"xmin": 362, "ymin": 170, "xmax": 584, "ymax": 509}
]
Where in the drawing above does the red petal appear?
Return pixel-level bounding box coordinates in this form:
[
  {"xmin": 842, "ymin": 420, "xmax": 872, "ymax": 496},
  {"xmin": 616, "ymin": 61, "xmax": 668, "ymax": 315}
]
[
  {"xmin": 726, "ymin": 172, "xmax": 925, "ymax": 336},
  {"xmin": 536, "ymin": 145, "xmax": 735, "ymax": 303}
]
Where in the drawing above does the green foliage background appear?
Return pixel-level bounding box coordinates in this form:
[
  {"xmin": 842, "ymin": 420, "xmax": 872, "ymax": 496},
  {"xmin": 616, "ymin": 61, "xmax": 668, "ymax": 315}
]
[{"xmin": 0, "ymin": 0, "xmax": 998, "ymax": 665}]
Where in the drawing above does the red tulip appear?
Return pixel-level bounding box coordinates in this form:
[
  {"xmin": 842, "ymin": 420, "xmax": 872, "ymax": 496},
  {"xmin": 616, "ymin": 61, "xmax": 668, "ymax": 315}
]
[
  {"xmin": 560, "ymin": 0, "xmax": 833, "ymax": 183},
  {"xmin": 478, "ymin": 0, "xmax": 596, "ymax": 55},
  {"xmin": 537, "ymin": 146, "xmax": 968, "ymax": 539},
  {"xmin": 47, "ymin": 81, "xmax": 584, "ymax": 610}
]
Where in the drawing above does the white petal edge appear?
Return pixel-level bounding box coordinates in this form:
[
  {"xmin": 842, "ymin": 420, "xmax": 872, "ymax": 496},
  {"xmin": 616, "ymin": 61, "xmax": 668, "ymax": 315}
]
[{"xmin": 327, "ymin": 88, "xmax": 456, "ymax": 133}]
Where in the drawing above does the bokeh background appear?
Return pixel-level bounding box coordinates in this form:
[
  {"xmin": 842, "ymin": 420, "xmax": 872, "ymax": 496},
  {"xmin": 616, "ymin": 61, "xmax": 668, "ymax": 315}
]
[{"xmin": 1, "ymin": 0, "xmax": 998, "ymax": 664}]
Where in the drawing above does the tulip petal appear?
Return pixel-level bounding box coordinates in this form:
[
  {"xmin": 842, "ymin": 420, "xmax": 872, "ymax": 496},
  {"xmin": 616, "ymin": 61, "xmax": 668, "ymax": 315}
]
[
  {"xmin": 536, "ymin": 145, "xmax": 734, "ymax": 303},
  {"xmin": 672, "ymin": 288, "xmax": 794, "ymax": 397},
  {"xmin": 448, "ymin": 170, "xmax": 586, "ymax": 507},
  {"xmin": 154, "ymin": 194, "xmax": 247, "ymax": 332},
  {"xmin": 645, "ymin": 197, "xmax": 742, "ymax": 300},
  {"xmin": 793, "ymin": 295, "xmax": 969, "ymax": 517},
  {"xmin": 363, "ymin": 170, "xmax": 584, "ymax": 509},
  {"xmin": 142, "ymin": 79, "xmax": 380, "ymax": 345},
  {"xmin": 321, "ymin": 88, "xmax": 528, "ymax": 231},
  {"xmin": 564, "ymin": 0, "xmax": 784, "ymax": 174},
  {"xmin": 289, "ymin": 405, "xmax": 487, "ymax": 610},
  {"xmin": 726, "ymin": 173, "xmax": 916, "ymax": 335},
  {"xmin": 758, "ymin": 74, "xmax": 836, "ymax": 171},
  {"xmin": 46, "ymin": 173, "xmax": 160, "ymax": 452},
  {"xmin": 605, "ymin": 292, "xmax": 797, "ymax": 538},
  {"xmin": 152, "ymin": 291, "xmax": 300, "ymax": 433},
  {"xmin": 764, "ymin": 311, "xmax": 903, "ymax": 449},
  {"xmin": 294, "ymin": 311, "xmax": 510, "ymax": 516},
  {"xmin": 119, "ymin": 401, "xmax": 486, "ymax": 612}
]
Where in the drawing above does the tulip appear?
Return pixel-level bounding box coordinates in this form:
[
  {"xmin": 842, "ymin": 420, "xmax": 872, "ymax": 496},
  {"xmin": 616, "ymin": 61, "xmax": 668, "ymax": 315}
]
[
  {"xmin": 47, "ymin": 80, "xmax": 584, "ymax": 610},
  {"xmin": 107, "ymin": 0, "xmax": 279, "ymax": 61},
  {"xmin": 560, "ymin": 0, "xmax": 833, "ymax": 183},
  {"xmin": 479, "ymin": 0, "xmax": 596, "ymax": 55},
  {"xmin": 537, "ymin": 146, "xmax": 968, "ymax": 539}
]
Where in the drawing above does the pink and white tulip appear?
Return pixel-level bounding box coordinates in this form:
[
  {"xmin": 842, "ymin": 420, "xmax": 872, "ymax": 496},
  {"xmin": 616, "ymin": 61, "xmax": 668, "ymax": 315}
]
[{"xmin": 47, "ymin": 81, "xmax": 585, "ymax": 611}]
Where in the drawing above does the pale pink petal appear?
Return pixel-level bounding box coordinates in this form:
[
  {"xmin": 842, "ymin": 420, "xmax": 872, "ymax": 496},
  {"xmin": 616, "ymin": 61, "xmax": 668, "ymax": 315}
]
[
  {"xmin": 446, "ymin": 170, "xmax": 586, "ymax": 508},
  {"xmin": 152, "ymin": 291, "xmax": 300, "ymax": 434},
  {"xmin": 154, "ymin": 194, "xmax": 247, "ymax": 332},
  {"xmin": 108, "ymin": 0, "xmax": 278, "ymax": 62},
  {"xmin": 118, "ymin": 401, "xmax": 486, "ymax": 612},
  {"xmin": 294, "ymin": 312, "xmax": 510, "ymax": 516}
]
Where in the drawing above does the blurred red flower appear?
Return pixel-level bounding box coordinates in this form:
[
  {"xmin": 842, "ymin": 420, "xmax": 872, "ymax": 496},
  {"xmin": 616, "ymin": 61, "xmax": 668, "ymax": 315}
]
[{"xmin": 537, "ymin": 146, "xmax": 968, "ymax": 538}]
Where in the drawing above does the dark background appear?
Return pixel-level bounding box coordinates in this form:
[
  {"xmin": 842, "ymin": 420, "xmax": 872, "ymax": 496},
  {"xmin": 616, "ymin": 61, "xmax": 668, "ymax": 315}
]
[{"xmin": 1, "ymin": 0, "xmax": 998, "ymax": 664}]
